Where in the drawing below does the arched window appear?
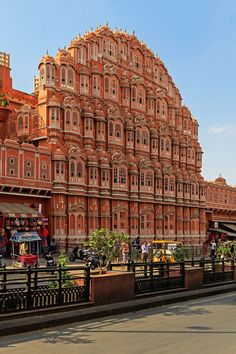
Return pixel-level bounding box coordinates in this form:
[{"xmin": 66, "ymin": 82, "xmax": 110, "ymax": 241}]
[
  {"xmin": 115, "ymin": 124, "xmax": 121, "ymax": 138},
  {"xmin": 105, "ymin": 76, "xmax": 109, "ymax": 94},
  {"xmin": 46, "ymin": 63, "xmax": 51, "ymax": 83},
  {"xmin": 107, "ymin": 41, "xmax": 115, "ymax": 57},
  {"xmin": 132, "ymin": 86, "xmax": 137, "ymax": 102},
  {"xmin": 70, "ymin": 161, "xmax": 75, "ymax": 177},
  {"xmin": 68, "ymin": 67, "xmax": 74, "ymax": 87},
  {"xmin": 142, "ymin": 130, "xmax": 148, "ymax": 145},
  {"xmin": 113, "ymin": 166, "xmax": 118, "ymax": 183},
  {"xmin": 78, "ymin": 46, "xmax": 86, "ymax": 65},
  {"xmin": 113, "ymin": 213, "xmax": 118, "ymax": 229},
  {"xmin": 109, "ymin": 121, "xmax": 113, "ymax": 136},
  {"xmin": 33, "ymin": 116, "xmax": 39, "ymax": 129},
  {"xmin": 111, "ymin": 77, "xmax": 118, "ymax": 97},
  {"xmin": 40, "ymin": 66, "xmax": 45, "ymax": 84},
  {"xmin": 18, "ymin": 116, "xmax": 23, "ymax": 130},
  {"xmin": 166, "ymin": 139, "xmax": 170, "ymax": 152},
  {"xmin": 77, "ymin": 162, "xmax": 83, "ymax": 178},
  {"xmin": 24, "ymin": 115, "xmax": 29, "ymax": 129},
  {"xmin": 119, "ymin": 167, "xmax": 126, "ymax": 184},
  {"xmin": 61, "ymin": 66, "xmax": 66, "ymax": 85},
  {"xmin": 146, "ymin": 172, "xmax": 153, "ymax": 187},
  {"xmin": 136, "ymin": 128, "xmax": 141, "ymax": 144},
  {"xmin": 161, "ymin": 138, "xmax": 165, "ymax": 151},
  {"xmin": 66, "ymin": 110, "xmax": 71, "ymax": 126},
  {"xmin": 170, "ymin": 178, "xmax": 175, "ymax": 191},
  {"xmin": 141, "ymin": 172, "xmax": 145, "ymax": 186},
  {"xmin": 72, "ymin": 111, "xmax": 78, "ymax": 128},
  {"xmin": 91, "ymin": 42, "xmax": 99, "ymax": 60}
]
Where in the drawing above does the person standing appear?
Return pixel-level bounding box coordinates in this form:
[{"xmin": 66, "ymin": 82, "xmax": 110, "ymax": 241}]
[
  {"xmin": 210, "ymin": 239, "xmax": 216, "ymax": 260},
  {"xmin": 141, "ymin": 241, "xmax": 149, "ymax": 262}
]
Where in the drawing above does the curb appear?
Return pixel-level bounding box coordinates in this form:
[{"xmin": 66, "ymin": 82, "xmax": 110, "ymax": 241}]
[{"xmin": 1, "ymin": 282, "xmax": 236, "ymax": 337}]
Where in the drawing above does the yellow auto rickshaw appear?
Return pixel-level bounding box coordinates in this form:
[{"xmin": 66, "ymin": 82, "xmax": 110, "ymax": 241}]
[{"xmin": 152, "ymin": 240, "xmax": 183, "ymax": 262}]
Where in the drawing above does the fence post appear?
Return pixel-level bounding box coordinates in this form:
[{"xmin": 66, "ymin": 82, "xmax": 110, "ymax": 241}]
[
  {"xmin": 144, "ymin": 263, "xmax": 148, "ymax": 278},
  {"xmin": 26, "ymin": 266, "xmax": 32, "ymax": 309},
  {"xmin": 181, "ymin": 261, "xmax": 185, "ymax": 287},
  {"xmin": 127, "ymin": 259, "xmax": 131, "ymax": 272},
  {"xmin": 166, "ymin": 262, "xmax": 170, "ymax": 289},
  {"xmin": 58, "ymin": 265, "xmax": 62, "ymax": 305},
  {"xmin": 149, "ymin": 261, "xmax": 154, "ymax": 292},
  {"xmin": 34, "ymin": 264, "xmax": 38, "ymax": 288},
  {"xmin": 2, "ymin": 265, "xmax": 7, "ymax": 292},
  {"xmin": 191, "ymin": 257, "xmax": 194, "ymax": 267},
  {"xmin": 85, "ymin": 266, "xmax": 90, "ymax": 302}
]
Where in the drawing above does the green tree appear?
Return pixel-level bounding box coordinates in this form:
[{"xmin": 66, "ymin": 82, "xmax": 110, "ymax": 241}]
[
  {"xmin": 50, "ymin": 253, "xmax": 73, "ymax": 288},
  {"xmin": 172, "ymin": 245, "xmax": 189, "ymax": 262},
  {"xmin": 86, "ymin": 228, "xmax": 129, "ymax": 273}
]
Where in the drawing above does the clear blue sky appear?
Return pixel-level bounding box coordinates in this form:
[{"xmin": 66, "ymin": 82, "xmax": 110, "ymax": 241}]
[{"xmin": 1, "ymin": 0, "xmax": 236, "ymax": 185}]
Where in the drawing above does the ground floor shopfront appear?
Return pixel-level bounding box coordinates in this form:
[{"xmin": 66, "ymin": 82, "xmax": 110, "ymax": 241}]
[{"xmin": 50, "ymin": 194, "xmax": 207, "ymax": 249}]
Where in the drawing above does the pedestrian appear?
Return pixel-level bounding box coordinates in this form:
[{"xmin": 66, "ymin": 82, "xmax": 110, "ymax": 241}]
[
  {"xmin": 132, "ymin": 236, "xmax": 141, "ymax": 260},
  {"xmin": 141, "ymin": 241, "xmax": 149, "ymax": 262},
  {"xmin": 121, "ymin": 242, "xmax": 129, "ymax": 263},
  {"xmin": 210, "ymin": 239, "xmax": 216, "ymax": 260}
]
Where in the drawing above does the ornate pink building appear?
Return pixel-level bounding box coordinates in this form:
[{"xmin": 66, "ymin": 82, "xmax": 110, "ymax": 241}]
[{"xmin": 4, "ymin": 24, "xmax": 230, "ymax": 248}]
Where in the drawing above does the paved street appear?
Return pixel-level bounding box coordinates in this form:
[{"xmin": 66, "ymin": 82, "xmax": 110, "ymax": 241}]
[{"xmin": 1, "ymin": 292, "xmax": 236, "ymax": 354}]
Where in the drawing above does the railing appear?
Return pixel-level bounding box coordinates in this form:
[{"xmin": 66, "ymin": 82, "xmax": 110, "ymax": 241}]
[
  {"xmin": 202, "ymin": 259, "xmax": 234, "ymax": 285},
  {"xmin": 109, "ymin": 261, "xmax": 185, "ymax": 295},
  {"xmin": 0, "ymin": 265, "xmax": 90, "ymax": 313}
]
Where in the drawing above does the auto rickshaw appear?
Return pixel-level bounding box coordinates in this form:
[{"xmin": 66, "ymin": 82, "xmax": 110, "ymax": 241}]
[{"xmin": 152, "ymin": 240, "xmax": 183, "ymax": 262}]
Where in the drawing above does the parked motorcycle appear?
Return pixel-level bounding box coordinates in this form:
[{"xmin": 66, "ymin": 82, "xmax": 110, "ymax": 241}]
[
  {"xmin": 87, "ymin": 254, "xmax": 107, "ymax": 270},
  {"xmin": 45, "ymin": 253, "xmax": 57, "ymax": 267},
  {"xmin": 69, "ymin": 246, "xmax": 88, "ymax": 262}
]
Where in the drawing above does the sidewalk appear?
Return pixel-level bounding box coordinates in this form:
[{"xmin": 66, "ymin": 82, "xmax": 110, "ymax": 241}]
[{"xmin": 0, "ymin": 281, "xmax": 236, "ymax": 337}]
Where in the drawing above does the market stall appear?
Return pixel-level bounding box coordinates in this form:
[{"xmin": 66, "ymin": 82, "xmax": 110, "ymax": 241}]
[
  {"xmin": 10, "ymin": 231, "xmax": 41, "ymax": 267},
  {"xmin": 0, "ymin": 202, "xmax": 44, "ymax": 257}
]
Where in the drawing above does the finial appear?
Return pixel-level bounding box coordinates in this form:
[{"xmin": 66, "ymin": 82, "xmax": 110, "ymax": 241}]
[
  {"xmin": 106, "ymin": 20, "xmax": 109, "ymax": 27},
  {"xmin": 220, "ymin": 173, "xmax": 222, "ymax": 177},
  {"xmin": 124, "ymin": 28, "xmax": 127, "ymax": 33},
  {"xmin": 58, "ymin": 47, "xmax": 60, "ymax": 51},
  {"xmin": 91, "ymin": 26, "xmax": 93, "ymax": 31},
  {"xmin": 46, "ymin": 49, "xmax": 48, "ymax": 55},
  {"xmin": 64, "ymin": 45, "xmax": 66, "ymax": 50},
  {"xmin": 133, "ymin": 30, "xmax": 135, "ymax": 35}
]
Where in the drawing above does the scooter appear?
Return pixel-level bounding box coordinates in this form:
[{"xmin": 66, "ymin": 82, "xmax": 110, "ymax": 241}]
[
  {"xmin": 87, "ymin": 254, "xmax": 107, "ymax": 270},
  {"xmin": 69, "ymin": 246, "xmax": 88, "ymax": 262},
  {"xmin": 45, "ymin": 253, "xmax": 56, "ymax": 267}
]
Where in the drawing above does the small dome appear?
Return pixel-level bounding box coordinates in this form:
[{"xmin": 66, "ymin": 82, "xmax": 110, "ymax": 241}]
[
  {"xmin": 55, "ymin": 49, "xmax": 74, "ymax": 65},
  {"xmin": 214, "ymin": 176, "xmax": 227, "ymax": 185}
]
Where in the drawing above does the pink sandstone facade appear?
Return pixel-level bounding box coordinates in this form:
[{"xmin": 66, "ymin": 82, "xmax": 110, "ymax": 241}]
[{"xmin": 1, "ymin": 25, "xmax": 236, "ymax": 248}]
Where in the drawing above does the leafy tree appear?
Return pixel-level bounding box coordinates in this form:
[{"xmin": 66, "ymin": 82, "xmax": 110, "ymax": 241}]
[
  {"xmin": 86, "ymin": 228, "xmax": 129, "ymax": 273},
  {"xmin": 50, "ymin": 253, "xmax": 73, "ymax": 288},
  {"xmin": 172, "ymin": 245, "xmax": 189, "ymax": 262}
]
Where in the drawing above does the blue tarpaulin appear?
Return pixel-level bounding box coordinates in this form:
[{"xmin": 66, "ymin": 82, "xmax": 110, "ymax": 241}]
[{"xmin": 10, "ymin": 231, "xmax": 41, "ymax": 242}]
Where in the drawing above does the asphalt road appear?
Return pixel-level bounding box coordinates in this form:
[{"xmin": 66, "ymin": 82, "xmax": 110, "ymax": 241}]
[{"xmin": 1, "ymin": 292, "xmax": 236, "ymax": 354}]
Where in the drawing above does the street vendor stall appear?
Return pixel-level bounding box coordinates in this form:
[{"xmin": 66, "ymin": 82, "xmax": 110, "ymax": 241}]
[{"xmin": 10, "ymin": 231, "xmax": 41, "ymax": 267}]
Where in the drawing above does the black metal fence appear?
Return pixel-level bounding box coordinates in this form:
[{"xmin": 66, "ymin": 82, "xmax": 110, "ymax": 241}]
[
  {"xmin": 0, "ymin": 265, "xmax": 90, "ymax": 313},
  {"xmin": 202, "ymin": 259, "xmax": 234, "ymax": 285},
  {"xmin": 109, "ymin": 261, "xmax": 185, "ymax": 295}
]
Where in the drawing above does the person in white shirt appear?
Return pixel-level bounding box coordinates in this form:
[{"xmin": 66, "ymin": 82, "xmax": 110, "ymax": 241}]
[{"xmin": 141, "ymin": 241, "xmax": 149, "ymax": 262}]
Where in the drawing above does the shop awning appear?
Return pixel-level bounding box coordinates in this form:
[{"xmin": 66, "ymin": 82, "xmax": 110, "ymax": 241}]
[
  {"xmin": 222, "ymin": 223, "xmax": 236, "ymax": 232},
  {"xmin": 209, "ymin": 227, "xmax": 236, "ymax": 237},
  {"xmin": 0, "ymin": 203, "xmax": 42, "ymax": 218}
]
